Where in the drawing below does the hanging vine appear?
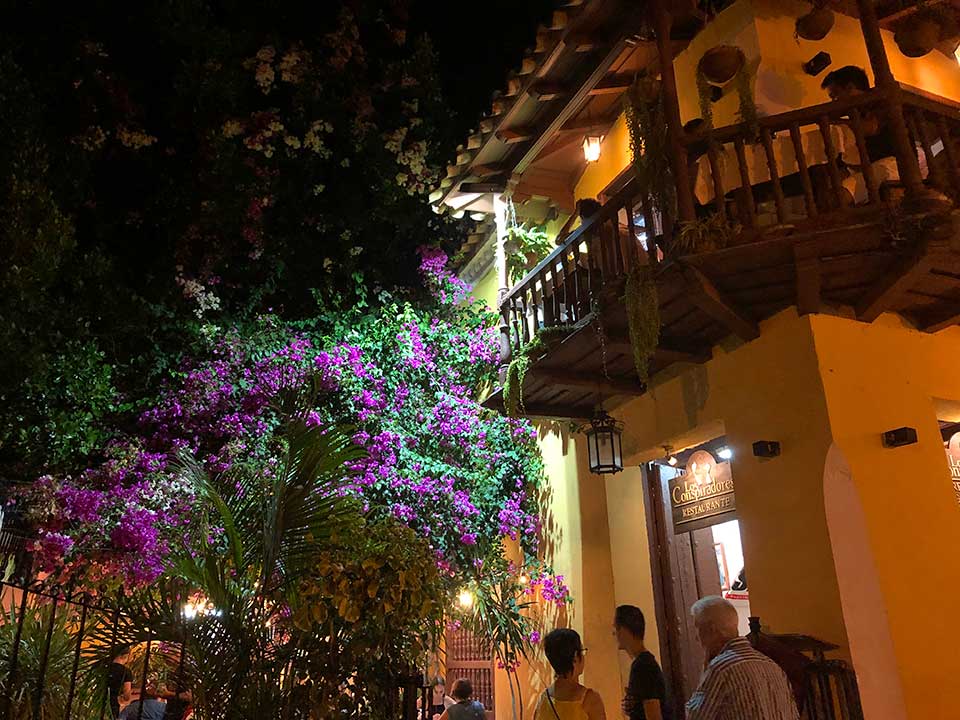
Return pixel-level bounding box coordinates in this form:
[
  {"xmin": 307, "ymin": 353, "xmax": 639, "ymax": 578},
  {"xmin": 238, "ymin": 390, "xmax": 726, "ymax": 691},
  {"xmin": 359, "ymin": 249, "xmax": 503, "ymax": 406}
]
[
  {"xmin": 696, "ymin": 53, "xmax": 759, "ymax": 141},
  {"xmin": 502, "ymin": 327, "xmax": 574, "ymax": 417},
  {"xmin": 624, "ymin": 74, "xmax": 675, "ymax": 217},
  {"xmin": 624, "ymin": 265, "xmax": 660, "ymax": 384}
]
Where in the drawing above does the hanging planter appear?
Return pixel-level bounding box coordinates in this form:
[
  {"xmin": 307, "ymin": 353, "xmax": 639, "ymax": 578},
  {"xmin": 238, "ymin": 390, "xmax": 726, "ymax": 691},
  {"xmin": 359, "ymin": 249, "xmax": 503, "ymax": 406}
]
[
  {"xmin": 796, "ymin": 3, "xmax": 835, "ymax": 41},
  {"xmin": 695, "ymin": 50, "xmax": 759, "ymax": 138},
  {"xmin": 698, "ymin": 45, "xmax": 744, "ymax": 85},
  {"xmin": 894, "ymin": 5, "xmax": 953, "ymax": 58}
]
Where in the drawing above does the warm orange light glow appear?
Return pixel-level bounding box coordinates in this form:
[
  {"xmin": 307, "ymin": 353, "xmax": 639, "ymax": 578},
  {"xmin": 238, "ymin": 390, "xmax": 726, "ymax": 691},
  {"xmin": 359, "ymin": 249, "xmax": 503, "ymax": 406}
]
[{"xmin": 582, "ymin": 135, "xmax": 602, "ymax": 162}]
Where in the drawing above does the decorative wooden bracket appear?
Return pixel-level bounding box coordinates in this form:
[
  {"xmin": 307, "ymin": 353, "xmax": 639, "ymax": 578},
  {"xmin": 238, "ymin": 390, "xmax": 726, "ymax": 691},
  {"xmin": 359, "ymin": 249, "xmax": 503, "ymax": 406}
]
[
  {"xmin": 682, "ymin": 265, "xmax": 760, "ymax": 341},
  {"xmin": 793, "ymin": 241, "xmax": 821, "ymax": 316}
]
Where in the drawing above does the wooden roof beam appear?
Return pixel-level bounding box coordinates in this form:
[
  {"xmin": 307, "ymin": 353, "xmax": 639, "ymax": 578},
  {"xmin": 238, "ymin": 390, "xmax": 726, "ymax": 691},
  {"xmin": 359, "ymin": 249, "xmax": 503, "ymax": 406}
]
[
  {"xmin": 514, "ymin": 40, "xmax": 634, "ymax": 176},
  {"xmin": 683, "ymin": 265, "xmax": 760, "ymax": 341},
  {"xmin": 533, "ymin": 368, "xmax": 646, "ymax": 397},
  {"xmin": 529, "ymin": 81, "xmax": 569, "ymax": 102},
  {"xmin": 589, "ymin": 72, "xmax": 634, "ymax": 96},
  {"xmin": 497, "ymin": 128, "xmax": 535, "ymax": 144}
]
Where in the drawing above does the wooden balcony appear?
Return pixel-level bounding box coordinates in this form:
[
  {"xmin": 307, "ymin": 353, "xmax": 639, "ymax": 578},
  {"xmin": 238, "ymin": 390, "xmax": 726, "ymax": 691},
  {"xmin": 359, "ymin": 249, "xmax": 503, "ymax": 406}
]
[{"xmin": 488, "ymin": 86, "xmax": 960, "ymax": 419}]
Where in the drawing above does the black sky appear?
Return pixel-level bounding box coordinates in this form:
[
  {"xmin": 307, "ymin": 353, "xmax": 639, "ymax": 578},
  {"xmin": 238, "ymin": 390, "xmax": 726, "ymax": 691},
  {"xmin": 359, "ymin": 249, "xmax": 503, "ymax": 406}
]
[{"xmin": 409, "ymin": 0, "xmax": 556, "ymax": 141}]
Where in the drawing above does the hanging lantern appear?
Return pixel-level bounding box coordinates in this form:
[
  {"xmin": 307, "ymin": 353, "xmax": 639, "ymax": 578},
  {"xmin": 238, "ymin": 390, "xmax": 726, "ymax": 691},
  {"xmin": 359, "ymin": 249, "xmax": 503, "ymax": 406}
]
[
  {"xmin": 582, "ymin": 135, "xmax": 603, "ymax": 162},
  {"xmin": 584, "ymin": 410, "xmax": 624, "ymax": 475}
]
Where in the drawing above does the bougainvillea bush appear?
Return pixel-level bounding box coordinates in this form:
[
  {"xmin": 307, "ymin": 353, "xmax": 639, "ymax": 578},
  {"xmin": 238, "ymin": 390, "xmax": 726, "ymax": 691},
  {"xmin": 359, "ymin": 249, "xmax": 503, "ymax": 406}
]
[{"xmin": 23, "ymin": 249, "xmax": 567, "ymax": 676}]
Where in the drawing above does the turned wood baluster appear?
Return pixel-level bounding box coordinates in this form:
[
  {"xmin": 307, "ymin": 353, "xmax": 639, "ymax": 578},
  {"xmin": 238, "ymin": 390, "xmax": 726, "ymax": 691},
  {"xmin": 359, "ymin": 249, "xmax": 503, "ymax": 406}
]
[
  {"xmin": 849, "ymin": 108, "xmax": 881, "ymax": 206},
  {"xmin": 788, "ymin": 123, "xmax": 818, "ymax": 218},
  {"xmin": 912, "ymin": 109, "xmax": 947, "ymax": 192},
  {"xmin": 612, "ymin": 207, "xmax": 626, "ymax": 276},
  {"xmin": 549, "ymin": 261, "xmax": 563, "ymax": 326},
  {"xmin": 572, "ymin": 241, "xmax": 585, "ymax": 319},
  {"xmin": 561, "ymin": 249, "xmax": 575, "ymax": 324},
  {"xmin": 641, "ymin": 196, "xmax": 658, "ymax": 265},
  {"xmin": 733, "ymin": 136, "xmax": 759, "ymax": 228},
  {"xmin": 817, "ymin": 115, "xmax": 846, "ymax": 209},
  {"xmin": 520, "ymin": 291, "xmax": 531, "ymax": 344},
  {"xmin": 626, "ymin": 205, "xmax": 640, "ymax": 269},
  {"xmin": 706, "ymin": 141, "xmax": 727, "ymax": 217},
  {"xmin": 509, "ymin": 301, "xmax": 521, "ymax": 353},
  {"xmin": 759, "ymin": 127, "xmax": 787, "ymax": 224},
  {"xmin": 935, "ymin": 115, "xmax": 960, "ymax": 196},
  {"xmin": 538, "ymin": 268, "xmax": 553, "ymax": 328}
]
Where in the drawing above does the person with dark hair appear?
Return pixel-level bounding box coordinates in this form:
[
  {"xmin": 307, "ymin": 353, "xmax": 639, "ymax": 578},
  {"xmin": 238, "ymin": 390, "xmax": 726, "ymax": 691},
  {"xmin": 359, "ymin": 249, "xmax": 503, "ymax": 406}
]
[
  {"xmin": 428, "ymin": 676, "xmax": 455, "ymax": 718},
  {"xmin": 438, "ymin": 678, "xmax": 485, "ymax": 720},
  {"xmin": 534, "ymin": 628, "xmax": 606, "ymax": 720},
  {"xmin": 107, "ymin": 645, "xmax": 134, "ymax": 718},
  {"xmin": 614, "ymin": 606, "xmax": 669, "ymax": 720},
  {"xmin": 820, "ymin": 65, "xmax": 903, "ymax": 205}
]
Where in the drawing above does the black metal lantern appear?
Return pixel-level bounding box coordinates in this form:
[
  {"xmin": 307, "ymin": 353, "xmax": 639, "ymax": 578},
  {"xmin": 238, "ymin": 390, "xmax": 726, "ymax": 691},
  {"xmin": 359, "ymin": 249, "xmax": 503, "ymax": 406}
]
[{"xmin": 584, "ymin": 410, "xmax": 624, "ymax": 475}]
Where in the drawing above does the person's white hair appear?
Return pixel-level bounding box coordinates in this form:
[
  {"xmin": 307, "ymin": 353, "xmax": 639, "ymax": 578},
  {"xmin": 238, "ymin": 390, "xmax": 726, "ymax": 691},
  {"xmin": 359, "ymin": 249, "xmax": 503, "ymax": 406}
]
[{"xmin": 691, "ymin": 596, "xmax": 740, "ymax": 638}]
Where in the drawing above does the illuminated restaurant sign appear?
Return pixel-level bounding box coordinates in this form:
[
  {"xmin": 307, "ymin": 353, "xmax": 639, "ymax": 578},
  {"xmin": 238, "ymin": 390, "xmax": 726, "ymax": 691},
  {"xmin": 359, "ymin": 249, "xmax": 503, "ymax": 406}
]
[
  {"xmin": 669, "ymin": 450, "xmax": 737, "ymax": 533},
  {"xmin": 944, "ymin": 432, "xmax": 960, "ymax": 505}
]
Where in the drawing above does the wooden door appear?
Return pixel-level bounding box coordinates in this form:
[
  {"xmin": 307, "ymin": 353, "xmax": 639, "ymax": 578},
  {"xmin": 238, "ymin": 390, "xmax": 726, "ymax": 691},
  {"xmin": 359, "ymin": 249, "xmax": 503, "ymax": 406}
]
[
  {"xmin": 445, "ymin": 627, "xmax": 495, "ymax": 719},
  {"xmin": 642, "ymin": 463, "xmax": 723, "ymax": 714}
]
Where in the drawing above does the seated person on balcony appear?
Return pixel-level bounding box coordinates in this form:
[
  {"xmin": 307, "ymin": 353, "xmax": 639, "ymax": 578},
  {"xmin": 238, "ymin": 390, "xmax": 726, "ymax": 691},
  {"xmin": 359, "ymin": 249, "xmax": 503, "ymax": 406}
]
[
  {"xmin": 821, "ymin": 66, "xmax": 899, "ymax": 205},
  {"xmin": 684, "ymin": 118, "xmax": 716, "ymax": 220}
]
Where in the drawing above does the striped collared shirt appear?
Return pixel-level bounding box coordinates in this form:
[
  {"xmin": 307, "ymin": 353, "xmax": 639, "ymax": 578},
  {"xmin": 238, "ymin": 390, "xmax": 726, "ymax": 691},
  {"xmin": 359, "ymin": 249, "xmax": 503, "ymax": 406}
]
[{"xmin": 686, "ymin": 637, "xmax": 799, "ymax": 720}]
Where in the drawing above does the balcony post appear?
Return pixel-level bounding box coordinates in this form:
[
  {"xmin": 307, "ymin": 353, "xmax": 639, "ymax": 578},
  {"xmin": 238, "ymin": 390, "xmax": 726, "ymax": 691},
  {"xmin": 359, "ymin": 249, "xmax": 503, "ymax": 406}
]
[
  {"xmin": 854, "ymin": 0, "xmax": 925, "ymax": 197},
  {"xmin": 494, "ymin": 193, "xmax": 513, "ymax": 367},
  {"xmin": 651, "ymin": 0, "xmax": 696, "ymax": 223}
]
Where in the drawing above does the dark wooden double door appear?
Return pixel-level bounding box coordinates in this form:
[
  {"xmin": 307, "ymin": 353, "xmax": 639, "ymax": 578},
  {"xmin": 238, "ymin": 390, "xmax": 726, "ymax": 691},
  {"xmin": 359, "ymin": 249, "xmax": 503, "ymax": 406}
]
[{"xmin": 642, "ymin": 463, "xmax": 724, "ymax": 715}]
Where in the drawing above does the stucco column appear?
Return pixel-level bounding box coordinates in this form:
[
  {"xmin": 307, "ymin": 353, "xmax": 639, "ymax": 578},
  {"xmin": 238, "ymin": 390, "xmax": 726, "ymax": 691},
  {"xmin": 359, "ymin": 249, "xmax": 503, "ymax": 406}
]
[
  {"xmin": 493, "ymin": 194, "xmax": 513, "ymax": 371},
  {"xmin": 811, "ymin": 314, "xmax": 960, "ymax": 720}
]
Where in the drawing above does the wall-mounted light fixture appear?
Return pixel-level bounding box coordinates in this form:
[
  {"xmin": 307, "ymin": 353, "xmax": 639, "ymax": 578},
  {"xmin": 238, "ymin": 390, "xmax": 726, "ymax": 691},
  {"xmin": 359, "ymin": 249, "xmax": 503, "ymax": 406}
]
[
  {"xmin": 882, "ymin": 426, "xmax": 918, "ymax": 448},
  {"xmin": 582, "ymin": 135, "xmax": 603, "ymax": 163},
  {"xmin": 752, "ymin": 440, "xmax": 781, "ymax": 458},
  {"xmin": 717, "ymin": 446, "xmax": 733, "ymax": 461}
]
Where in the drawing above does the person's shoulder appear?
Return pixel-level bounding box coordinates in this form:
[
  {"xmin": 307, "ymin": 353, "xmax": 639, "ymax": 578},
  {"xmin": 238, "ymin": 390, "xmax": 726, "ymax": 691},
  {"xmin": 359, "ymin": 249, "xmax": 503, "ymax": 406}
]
[{"xmin": 582, "ymin": 687, "xmax": 605, "ymax": 711}]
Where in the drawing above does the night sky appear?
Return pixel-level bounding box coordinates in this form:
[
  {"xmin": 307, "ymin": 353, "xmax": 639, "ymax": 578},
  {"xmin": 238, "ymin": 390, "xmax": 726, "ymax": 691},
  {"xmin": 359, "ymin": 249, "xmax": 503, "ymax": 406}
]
[{"xmin": 409, "ymin": 0, "xmax": 556, "ymax": 141}]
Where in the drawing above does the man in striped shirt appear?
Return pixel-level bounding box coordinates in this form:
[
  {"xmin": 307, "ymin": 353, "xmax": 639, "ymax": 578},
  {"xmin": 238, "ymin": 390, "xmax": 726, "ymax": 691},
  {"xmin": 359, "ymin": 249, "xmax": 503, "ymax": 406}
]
[{"xmin": 686, "ymin": 597, "xmax": 799, "ymax": 720}]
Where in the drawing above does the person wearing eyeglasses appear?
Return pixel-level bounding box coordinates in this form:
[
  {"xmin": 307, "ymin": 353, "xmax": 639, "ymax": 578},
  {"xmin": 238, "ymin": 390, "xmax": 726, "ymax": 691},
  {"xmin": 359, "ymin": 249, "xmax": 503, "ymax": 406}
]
[{"xmin": 534, "ymin": 628, "xmax": 606, "ymax": 720}]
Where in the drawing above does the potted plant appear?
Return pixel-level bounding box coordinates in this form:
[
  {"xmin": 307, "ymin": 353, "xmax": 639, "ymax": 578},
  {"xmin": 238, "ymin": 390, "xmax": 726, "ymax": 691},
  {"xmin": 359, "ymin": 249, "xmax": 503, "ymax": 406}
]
[
  {"xmin": 796, "ymin": 0, "xmax": 835, "ymax": 41},
  {"xmin": 894, "ymin": 2, "xmax": 955, "ymax": 58},
  {"xmin": 505, "ymin": 224, "xmax": 552, "ymax": 282}
]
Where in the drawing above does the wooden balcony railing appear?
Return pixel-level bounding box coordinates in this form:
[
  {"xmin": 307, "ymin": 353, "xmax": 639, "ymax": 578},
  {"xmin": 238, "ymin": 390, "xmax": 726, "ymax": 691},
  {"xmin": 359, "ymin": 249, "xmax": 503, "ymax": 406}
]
[
  {"xmin": 499, "ymin": 176, "xmax": 652, "ymax": 363},
  {"xmin": 499, "ymin": 85, "xmax": 960, "ymax": 366}
]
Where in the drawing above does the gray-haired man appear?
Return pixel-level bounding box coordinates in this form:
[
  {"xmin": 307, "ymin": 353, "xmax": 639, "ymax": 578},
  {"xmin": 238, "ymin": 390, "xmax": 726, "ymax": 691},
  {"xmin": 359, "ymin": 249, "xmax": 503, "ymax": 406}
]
[{"xmin": 686, "ymin": 596, "xmax": 799, "ymax": 720}]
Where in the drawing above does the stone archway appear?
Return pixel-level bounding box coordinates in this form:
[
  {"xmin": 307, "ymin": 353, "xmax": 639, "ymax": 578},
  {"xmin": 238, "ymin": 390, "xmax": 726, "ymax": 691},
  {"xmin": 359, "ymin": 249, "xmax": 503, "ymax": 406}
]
[{"xmin": 822, "ymin": 443, "xmax": 906, "ymax": 720}]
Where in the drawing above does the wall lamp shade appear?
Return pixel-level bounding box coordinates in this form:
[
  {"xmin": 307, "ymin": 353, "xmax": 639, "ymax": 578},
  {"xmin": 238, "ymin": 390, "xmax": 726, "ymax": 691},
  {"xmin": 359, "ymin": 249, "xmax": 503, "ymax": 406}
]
[
  {"xmin": 585, "ymin": 411, "xmax": 624, "ymax": 474},
  {"xmin": 752, "ymin": 440, "xmax": 781, "ymax": 458},
  {"xmin": 582, "ymin": 135, "xmax": 603, "ymax": 162}
]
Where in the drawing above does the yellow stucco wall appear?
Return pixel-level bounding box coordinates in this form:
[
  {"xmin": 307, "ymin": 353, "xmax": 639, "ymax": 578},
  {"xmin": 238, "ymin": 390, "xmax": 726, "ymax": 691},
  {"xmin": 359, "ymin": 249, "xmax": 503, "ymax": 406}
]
[
  {"xmin": 811, "ymin": 314, "xmax": 960, "ymax": 720},
  {"xmin": 610, "ymin": 308, "xmax": 960, "ymax": 720},
  {"xmin": 574, "ymin": 0, "xmax": 960, "ymax": 204},
  {"xmin": 617, "ymin": 309, "xmax": 847, "ymax": 651},
  {"xmin": 604, "ymin": 468, "xmax": 664, "ymax": 681},
  {"xmin": 493, "ymin": 426, "xmax": 625, "ymax": 720},
  {"xmin": 471, "ymin": 265, "xmax": 499, "ymax": 311}
]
